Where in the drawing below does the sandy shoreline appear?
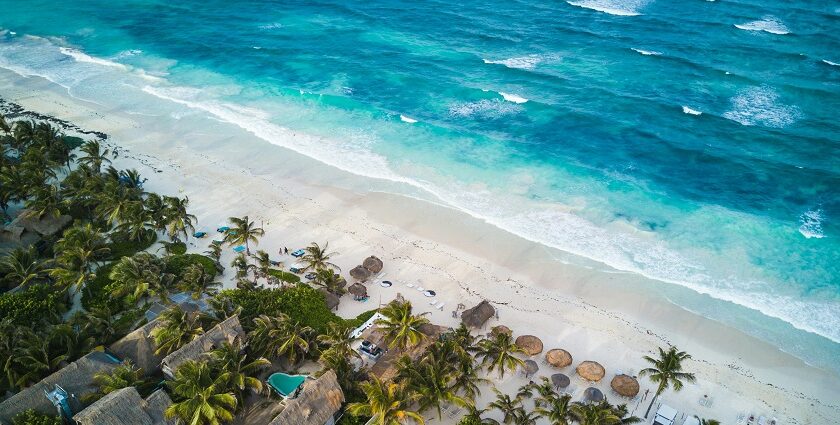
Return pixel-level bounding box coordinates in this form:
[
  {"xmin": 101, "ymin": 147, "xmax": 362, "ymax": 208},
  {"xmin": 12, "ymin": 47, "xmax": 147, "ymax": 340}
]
[{"xmin": 1, "ymin": 68, "xmax": 838, "ymax": 424}]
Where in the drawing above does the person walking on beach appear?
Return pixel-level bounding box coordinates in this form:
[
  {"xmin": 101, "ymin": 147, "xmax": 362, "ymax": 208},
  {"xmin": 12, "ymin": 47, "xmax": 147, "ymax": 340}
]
[{"xmin": 284, "ymin": 247, "xmax": 289, "ymax": 254}]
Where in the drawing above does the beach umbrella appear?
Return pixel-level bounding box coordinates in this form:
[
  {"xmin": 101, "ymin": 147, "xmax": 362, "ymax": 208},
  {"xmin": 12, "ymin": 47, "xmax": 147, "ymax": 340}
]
[
  {"xmin": 491, "ymin": 325, "xmax": 512, "ymax": 336},
  {"xmin": 546, "ymin": 348, "xmax": 573, "ymax": 368},
  {"xmin": 318, "ymin": 288, "xmax": 340, "ymax": 311},
  {"xmin": 576, "ymin": 361, "xmax": 606, "ymax": 382},
  {"xmin": 610, "ymin": 374, "xmax": 640, "ymax": 398},
  {"xmin": 363, "ymin": 256, "xmax": 384, "ymax": 273},
  {"xmin": 348, "ymin": 282, "xmax": 368, "ymax": 298},
  {"xmin": 515, "ymin": 335, "xmax": 544, "ymax": 356},
  {"xmin": 583, "ymin": 387, "xmax": 604, "ymax": 403},
  {"xmin": 551, "ymin": 373, "xmax": 571, "ymax": 389},
  {"xmin": 523, "ymin": 360, "xmax": 539, "ymax": 377},
  {"xmin": 461, "ymin": 300, "xmax": 495, "ymax": 328},
  {"xmin": 349, "ymin": 265, "xmax": 372, "ymax": 282}
]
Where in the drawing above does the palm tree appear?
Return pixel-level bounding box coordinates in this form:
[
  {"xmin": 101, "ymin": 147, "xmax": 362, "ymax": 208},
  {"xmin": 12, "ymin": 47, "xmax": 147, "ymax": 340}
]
[
  {"xmin": 9, "ymin": 328, "xmax": 69, "ymax": 388},
  {"xmin": 312, "ymin": 269, "xmax": 347, "ymax": 295},
  {"xmin": 640, "ymin": 346, "xmax": 696, "ymax": 418},
  {"xmin": 208, "ymin": 340, "xmax": 270, "ymax": 405},
  {"xmin": 109, "ymin": 252, "xmax": 175, "ymax": 304},
  {"xmin": 301, "ymin": 241, "xmax": 340, "ymax": 272},
  {"xmin": 474, "ymin": 332, "xmax": 525, "ymax": 379},
  {"xmin": 460, "ymin": 405, "xmax": 500, "ymax": 425},
  {"xmin": 0, "ymin": 114, "xmax": 10, "ymax": 136},
  {"xmin": 398, "ymin": 352, "xmax": 468, "ymax": 419},
  {"xmin": 570, "ymin": 400, "xmax": 631, "ymax": 425},
  {"xmin": 85, "ymin": 361, "xmax": 148, "ymax": 402},
  {"xmin": 179, "ymin": 264, "xmax": 221, "ymax": 300},
  {"xmin": 376, "ymin": 300, "xmax": 430, "ymax": 351},
  {"xmin": 698, "ymin": 418, "xmax": 721, "ymax": 425},
  {"xmin": 249, "ymin": 314, "xmax": 314, "ymax": 365},
  {"xmin": 116, "ymin": 202, "xmax": 152, "ymax": 242},
  {"xmin": 150, "ymin": 306, "xmax": 204, "ymax": 355},
  {"xmin": 163, "ymin": 196, "xmax": 196, "ymax": 242},
  {"xmin": 316, "ymin": 322, "xmax": 360, "ymax": 360},
  {"xmin": 204, "ymin": 243, "xmax": 225, "ymax": 273},
  {"xmin": 25, "ymin": 184, "xmax": 63, "ymax": 219},
  {"xmin": 488, "ymin": 388, "xmax": 525, "ymax": 424},
  {"xmin": 165, "ymin": 360, "xmax": 237, "ymax": 425},
  {"xmin": 76, "ymin": 306, "xmax": 135, "ymax": 345},
  {"xmin": 97, "ymin": 182, "xmax": 142, "ymax": 226},
  {"xmin": 252, "ymin": 250, "xmax": 271, "ymax": 280},
  {"xmin": 535, "ymin": 392, "xmax": 573, "ymax": 425},
  {"xmin": 230, "ymin": 252, "xmax": 255, "ymax": 282},
  {"xmin": 77, "ymin": 140, "xmax": 111, "ymax": 172},
  {"xmin": 224, "ymin": 215, "xmax": 263, "ymax": 255},
  {"xmin": 347, "ymin": 377, "xmax": 424, "ymax": 425},
  {"xmin": 0, "ymin": 246, "xmax": 48, "ymax": 288}
]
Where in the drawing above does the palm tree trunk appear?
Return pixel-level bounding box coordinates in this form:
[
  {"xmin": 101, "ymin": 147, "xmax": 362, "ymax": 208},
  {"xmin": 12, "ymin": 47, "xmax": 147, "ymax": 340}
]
[{"xmin": 645, "ymin": 392, "xmax": 660, "ymax": 418}]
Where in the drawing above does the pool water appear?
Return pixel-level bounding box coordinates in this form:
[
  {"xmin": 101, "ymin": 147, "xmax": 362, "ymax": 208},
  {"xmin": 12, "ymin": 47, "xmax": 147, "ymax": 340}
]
[{"xmin": 267, "ymin": 372, "xmax": 306, "ymax": 397}]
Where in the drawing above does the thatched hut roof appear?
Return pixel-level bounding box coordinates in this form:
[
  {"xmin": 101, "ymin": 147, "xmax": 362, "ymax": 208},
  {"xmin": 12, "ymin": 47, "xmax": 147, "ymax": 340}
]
[
  {"xmin": 460, "ymin": 300, "xmax": 495, "ymax": 328},
  {"xmin": 161, "ymin": 315, "xmax": 244, "ymax": 378},
  {"xmin": 0, "ymin": 225, "xmax": 25, "ymax": 243},
  {"xmin": 72, "ymin": 387, "xmax": 175, "ymax": 425},
  {"xmin": 546, "ymin": 348, "xmax": 573, "ymax": 368},
  {"xmin": 359, "ymin": 325, "xmax": 388, "ymax": 348},
  {"xmin": 13, "ymin": 209, "xmax": 72, "ymax": 237},
  {"xmin": 583, "ymin": 387, "xmax": 605, "ymax": 403},
  {"xmin": 0, "ymin": 351, "xmax": 121, "ymax": 422},
  {"xmin": 551, "ymin": 373, "xmax": 570, "ymax": 389},
  {"xmin": 523, "ymin": 360, "xmax": 539, "ymax": 377},
  {"xmin": 369, "ymin": 324, "xmax": 447, "ymax": 382},
  {"xmin": 611, "ymin": 374, "xmax": 640, "ymax": 397},
  {"xmin": 109, "ymin": 319, "xmax": 162, "ymax": 374},
  {"xmin": 362, "ymin": 256, "xmax": 383, "ymax": 274},
  {"xmin": 268, "ymin": 370, "xmax": 344, "ymax": 425},
  {"xmin": 319, "ymin": 288, "xmax": 340, "ymax": 311},
  {"xmin": 576, "ymin": 361, "xmax": 605, "ymax": 382},
  {"xmin": 348, "ymin": 282, "xmax": 368, "ymax": 297},
  {"xmin": 515, "ymin": 335, "xmax": 544, "ymax": 356},
  {"xmin": 491, "ymin": 325, "xmax": 512, "ymax": 336},
  {"xmin": 349, "ymin": 265, "xmax": 371, "ymax": 282}
]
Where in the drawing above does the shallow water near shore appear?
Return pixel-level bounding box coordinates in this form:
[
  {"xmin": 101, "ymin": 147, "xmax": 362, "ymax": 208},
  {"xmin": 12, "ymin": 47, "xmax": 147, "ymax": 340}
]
[{"xmin": 1, "ymin": 0, "xmax": 838, "ymax": 371}]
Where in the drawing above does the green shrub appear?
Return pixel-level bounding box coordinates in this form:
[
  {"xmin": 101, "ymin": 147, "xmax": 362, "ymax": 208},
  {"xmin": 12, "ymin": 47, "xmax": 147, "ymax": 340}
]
[
  {"xmin": 11, "ymin": 409, "xmax": 62, "ymax": 425},
  {"xmin": 168, "ymin": 241, "xmax": 187, "ymax": 255},
  {"xmin": 337, "ymin": 414, "xmax": 369, "ymax": 425},
  {"xmin": 267, "ymin": 268, "xmax": 300, "ymax": 284},
  {"xmin": 62, "ymin": 135, "xmax": 85, "ymax": 150},
  {"xmin": 216, "ymin": 284, "xmax": 343, "ymax": 334},
  {"xmin": 81, "ymin": 263, "xmax": 121, "ymax": 311},
  {"xmin": 457, "ymin": 416, "xmax": 483, "ymax": 425},
  {"xmin": 165, "ymin": 254, "xmax": 216, "ymax": 278},
  {"xmin": 0, "ymin": 284, "xmax": 66, "ymax": 325},
  {"xmin": 345, "ymin": 309, "xmax": 378, "ymax": 329},
  {"xmin": 108, "ymin": 230, "xmax": 157, "ymax": 259}
]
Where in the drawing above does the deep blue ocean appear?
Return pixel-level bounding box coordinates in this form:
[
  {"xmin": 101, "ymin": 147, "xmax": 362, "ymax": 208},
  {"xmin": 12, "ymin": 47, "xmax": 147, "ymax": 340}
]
[{"xmin": 1, "ymin": 0, "xmax": 838, "ymax": 366}]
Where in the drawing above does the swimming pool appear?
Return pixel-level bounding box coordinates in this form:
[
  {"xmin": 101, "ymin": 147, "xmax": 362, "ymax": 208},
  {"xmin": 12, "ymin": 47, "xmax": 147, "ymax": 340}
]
[{"xmin": 267, "ymin": 372, "xmax": 306, "ymax": 397}]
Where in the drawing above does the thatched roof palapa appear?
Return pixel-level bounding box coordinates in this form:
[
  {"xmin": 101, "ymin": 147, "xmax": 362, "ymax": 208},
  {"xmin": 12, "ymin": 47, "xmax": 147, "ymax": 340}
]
[
  {"xmin": 611, "ymin": 374, "xmax": 640, "ymax": 397},
  {"xmin": 109, "ymin": 319, "xmax": 162, "ymax": 374},
  {"xmin": 551, "ymin": 373, "xmax": 571, "ymax": 389},
  {"xmin": 362, "ymin": 256, "xmax": 384, "ymax": 274},
  {"xmin": 268, "ymin": 370, "xmax": 344, "ymax": 425},
  {"xmin": 318, "ymin": 288, "xmax": 340, "ymax": 311},
  {"xmin": 576, "ymin": 360, "xmax": 606, "ymax": 382},
  {"xmin": 161, "ymin": 315, "xmax": 244, "ymax": 378},
  {"xmin": 523, "ymin": 360, "xmax": 539, "ymax": 377},
  {"xmin": 460, "ymin": 300, "xmax": 495, "ymax": 328},
  {"xmin": 348, "ymin": 282, "xmax": 368, "ymax": 298},
  {"xmin": 369, "ymin": 324, "xmax": 447, "ymax": 382},
  {"xmin": 491, "ymin": 325, "xmax": 512, "ymax": 336},
  {"xmin": 349, "ymin": 265, "xmax": 372, "ymax": 282},
  {"xmin": 0, "ymin": 351, "xmax": 121, "ymax": 423},
  {"xmin": 515, "ymin": 335, "xmax": 544, "ymax": 356},
  {"xmin": 546, "ymin": 348, "xmax": 573, "ymax": 368},
  {"xmin": 13, "ymin": 209, "xmax": 72, "ymax": 236},
  {"xmin": 72, "ymin": 387, "xmax": 176, "ymax": 425}
]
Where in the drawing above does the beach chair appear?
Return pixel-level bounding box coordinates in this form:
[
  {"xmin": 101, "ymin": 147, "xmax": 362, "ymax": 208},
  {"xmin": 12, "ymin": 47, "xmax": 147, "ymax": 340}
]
[
  {"xmin": 429, "ymin": 300, "xmax": 438, "ymax": 306},
  {"xmin": 233, "ymin": 245, "xmax": 246, "ymax": 253},
  {"xmin": 193, "ymin": 231, "xmax": 207, "ymax": 238},
  {"xmin": 216, "ymin": 226, "xmax": 230, "ymax": 233},
  {"xmin": 437, "ymin": 302, "xmax": 445, "ymax": 310},
  {"xmin": 417, "ymin": 286, "xmax": 424, "ymax": 291},
  {"xmin": 406, "ymin": 283, "xmax": 415, "ymax": 288}
]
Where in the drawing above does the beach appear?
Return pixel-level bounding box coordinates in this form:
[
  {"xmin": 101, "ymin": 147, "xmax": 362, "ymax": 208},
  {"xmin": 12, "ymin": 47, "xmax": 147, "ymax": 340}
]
[{"xmin": 2, "ymin": 67, "xmax": 838, "ymax": 424}]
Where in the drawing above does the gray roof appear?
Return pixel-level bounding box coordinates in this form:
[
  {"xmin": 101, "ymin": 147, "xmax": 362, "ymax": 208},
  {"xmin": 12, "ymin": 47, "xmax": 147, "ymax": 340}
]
[
  {"xmin": 268, "ymin": 370, "xmax": 344, "ymax": 425},
  {"xmin": 11, "ymin": 209, "xmax": 72, "ymax": 237},
  {"xmin": 108, "ymin": 319, "xmax": 163, "ymax": 374},
  {"xmin": 161, "ymin": 315, "xmax": 244, "ymax": 377},
  {"xmin": 0, "ymin": 351, "xmax": 121, "ymax": 423},
  {"xmin": 72, "ymin": 387, "xmax": 175, "ymax": 425},
  {"xmin": 461, "ymin": 300, "xmax": 495, "ymax": 328}
]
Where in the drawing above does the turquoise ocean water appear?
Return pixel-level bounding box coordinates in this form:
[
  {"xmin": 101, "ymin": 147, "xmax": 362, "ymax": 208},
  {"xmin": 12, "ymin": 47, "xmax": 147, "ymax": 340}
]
[{"xmin": 1, "ymin": 1, "xmax": 838, "ymax": 368}]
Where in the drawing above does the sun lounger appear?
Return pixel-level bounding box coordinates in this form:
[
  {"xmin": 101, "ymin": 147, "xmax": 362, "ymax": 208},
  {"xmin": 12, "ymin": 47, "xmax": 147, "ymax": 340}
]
[
  {"xmin": 211, "ymin": 239, "xmax": 224, "ymax": 245},
  {"xmin": 406, "ymin": 283, "xmax": 415, "ymax": 288},
  {"xmin": 437, "ymin": 302, "xmax": 445, "ymax": 310},
  {"xmin": 417, "ymin": 286, "xmax": 424, "ymax": 291},
  {"xmin": 193, "ymin": 231, "xmax": 207, "ymax": 238},
  {"xmin": 217, "ymin": 226, "xmax": 230, "ymax": 233},
  {"xmin": 429, "ymin": 300, "xmax": 438, "ymax": 306},
  {"xmin": 233, "ymin": 245, "xmax": 246, "ymax": 253},
  {"xmin": 291, "ymin": 249, "xmax": 306, "ymax": 257}
]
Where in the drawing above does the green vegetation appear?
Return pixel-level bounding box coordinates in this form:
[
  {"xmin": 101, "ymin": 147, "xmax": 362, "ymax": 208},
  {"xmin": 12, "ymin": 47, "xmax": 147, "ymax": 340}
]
[
  {"xmin": 0, "ymin": 284, "xmax": 65, "ymax": 325},
  {"xmin": 165, "ymin": 253, "xmax": 216, "ymax": 278},
  {"xmin": 11, "ymin": 410, "xmax": 62, "ymax": 425},
  {"xmin": 107, "ymin": 229, "xmax": 157, "ymax": 259},
  {"xmin": 266, "ymin": 268, "xmax": 300, "ymax": 284}
]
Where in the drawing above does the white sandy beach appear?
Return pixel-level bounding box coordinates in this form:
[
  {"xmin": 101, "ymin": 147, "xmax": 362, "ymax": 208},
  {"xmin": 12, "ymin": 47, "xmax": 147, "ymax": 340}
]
[{"xmin": 1, "ymin": 68, "xmax": 838, "ymax": 424}]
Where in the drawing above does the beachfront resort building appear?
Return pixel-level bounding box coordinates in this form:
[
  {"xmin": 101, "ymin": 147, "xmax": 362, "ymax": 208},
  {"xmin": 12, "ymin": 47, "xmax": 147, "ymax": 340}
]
[
  {"xmin": 160, "ymin": 315, "xmax": 245, "ymax": 379},
  {"xmin": 72, "ymin": 387, "xmax": 175, "ymax": 425},
  {"xmin": 266, "ymin": 370, "xmax": 344, "ymax": 425}
]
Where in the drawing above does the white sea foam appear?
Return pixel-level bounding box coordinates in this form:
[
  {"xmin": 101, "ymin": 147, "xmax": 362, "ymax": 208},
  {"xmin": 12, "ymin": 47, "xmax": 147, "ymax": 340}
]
[
  {"xmin": 483, "ymin": 54, "xmax": 556, "ymax": 70},
  {"xmin": 566, "ymin": 0, "xmax": 649, "ymax": 16},
  {"xmin": 59, "ymin": 47, "xmax": 128, "ymax": 70},
  {"xmin": 498, "ymin": 92, "xmax": 529, "ymax": 104},
  {"xmin": 799, "ymin": 209, "xmax": 825, "ymax": 239},
  {"xmin": 735, "ymin": 16, "xmax": 790, "ymax": 35},
  {"xmin": 399, "ymin": 114, "xmax": 417, "ymax": 123},
  {"xmin": 449, "ymin": 99, "xmax": 523, "ymax": 119},
  {"xmin": 822, "ymin": 59, "xmax": 839, "ymax": 67},
  {"xmin": 631, "ymin": 48, "xmax": 662, "ymax": 56},
  {"xmin": 258, "ymin": 22, "xmax": 283, "ymax": 30},
  {"xmin": 723, "ymin": 86, "xmax": 801, "ymax": 128},
  {"xmin": 682, "ymin": 106, "xmax": 702, "ymax": 115}
]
